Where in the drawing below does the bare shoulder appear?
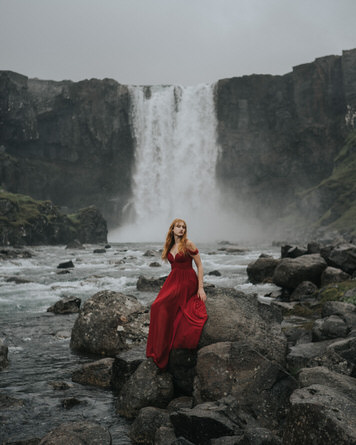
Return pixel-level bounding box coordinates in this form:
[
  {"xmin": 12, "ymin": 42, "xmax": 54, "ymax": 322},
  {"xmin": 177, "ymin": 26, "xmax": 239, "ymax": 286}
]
[{"xmin": 186, "ymin": 239, "xmax": 198, "ymax": 251}]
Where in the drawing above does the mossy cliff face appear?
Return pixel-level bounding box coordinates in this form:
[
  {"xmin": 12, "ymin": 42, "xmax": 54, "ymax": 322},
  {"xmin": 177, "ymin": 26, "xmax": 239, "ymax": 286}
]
[
  {"xmin": 0, "ymin": 72, "xmax": 133, "ymax": 227},
  {"xmin": 0, "ymin": 189, "xmax": 107, "ymax": 245},
  {"xmin": 215, "ymin": 49, "xmax": 356, "ymax": 225}
]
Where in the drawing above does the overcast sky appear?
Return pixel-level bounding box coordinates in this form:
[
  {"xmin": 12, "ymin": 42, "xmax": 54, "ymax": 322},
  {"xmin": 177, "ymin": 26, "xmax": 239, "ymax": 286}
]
[{"xmin": 1, "ymin": 0, "xmax": 356, "ymax": 86}]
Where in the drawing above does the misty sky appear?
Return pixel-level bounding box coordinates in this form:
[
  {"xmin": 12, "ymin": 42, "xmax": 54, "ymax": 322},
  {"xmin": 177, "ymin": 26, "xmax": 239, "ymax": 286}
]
[{"xmin": 1, "ymin": 0, "xmax": 356, "ymax": 86}]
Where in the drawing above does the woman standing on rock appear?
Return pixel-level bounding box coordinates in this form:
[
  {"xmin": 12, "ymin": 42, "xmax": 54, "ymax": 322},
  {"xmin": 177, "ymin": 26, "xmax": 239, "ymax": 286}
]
[{"xmin": 146, "ymin": 218, "xmax": 208, "ymax": 369}]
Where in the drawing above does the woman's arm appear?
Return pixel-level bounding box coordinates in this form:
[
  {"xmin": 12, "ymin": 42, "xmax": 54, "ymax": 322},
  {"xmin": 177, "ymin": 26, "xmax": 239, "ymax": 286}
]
[{"xmin": 187, "ymin": 240, "xmax": 207, "ymax": 302}]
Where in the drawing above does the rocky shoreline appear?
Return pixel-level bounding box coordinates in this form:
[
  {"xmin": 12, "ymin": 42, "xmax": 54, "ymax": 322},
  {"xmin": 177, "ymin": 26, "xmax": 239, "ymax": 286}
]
[{"xmin": 1, "ymin": 239, "xmax": 356, "ymax": 444}]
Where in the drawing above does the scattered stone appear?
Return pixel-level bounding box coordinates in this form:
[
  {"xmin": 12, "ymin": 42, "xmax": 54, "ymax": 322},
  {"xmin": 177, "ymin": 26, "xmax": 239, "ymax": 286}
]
[
  {"xmin": 167, "ymin": 397, "xmax": 194, "ymax": 413},
  {"xmin": 312, "ymin": 315, "xmax": 349, "ymax": 341},
  {"xmin": 322, "ymin": 301, "xmax": 356, "ymax": 329},
  {"xmin": 105, "ymin": 244, "xmax": 111, "ymax": 249},
  {"xmin": 149, "ymin": 261, "xmax": 161, "ymax": 267},
  {"xmin": 70, "ymin": 290, "xmax": 149, "ymax": 356},
  {"xmin": 0, "ymin": 248, "xmax": 32, "ymax": 260},
  {"xmin": 56, "ymin": 269, "xmax": 71, "ymax": 275},
  {"xmin": 93, "ymin": 248, "xmax": 106, "ymax": 253},
  {"xmin": 137, "ymin": 275, "xmax": 167, "ymax": 291},
  {"xmin": 0, "ymin": 393, "xmax": 24, "ymax": 409},
  {"xmin": 116, "ymin": 359, "xmax": 174, "ymax": 419},
  {"xmin": 57, "ymin": 260, "xmax": 74, "ymax": 269},
  {"xmin": 47, "ymin": 296, "xmax": 81, "ymax": 314},
  {"xmin": 289, "ymin": 281, "xmax": 317, "ymax": 301},
  {"xmin": 217, "ymin": 247, "xmax": 246, "ymax": 254},
  {"xmin": 65, "ymin": 239, "xmax": 83, "ymax": 249},
  {"xmin": 321, "ymin": 266, "xmax": 350, "ymax": 286},
  {"xmin": 272, "ymin": 254, "xmax": 327, "ymax": 289},
  {"xmin": 38, "ymin": 421, "xmax": 111, "ymax": 444},
  {"xmin": 129, "ymin": 406, "xmax": 171, "ymax": 444},
  {"xmin": 283, "ymin": 384, "xmax": 356, "ymax": 445},
  {"xmin": 143, "ymin": 250, "xmax": 157, "ymax": 257},
  {"xmin": 281, "ymin": 245, "xmax": 308, "ymax": 259},
  {"xmin": 72, "ymin": 358, "xmax": 114, "ymax": 389},
  {"xmin": 49, "ymin": 381, "xmax": 72, "ymax": 391},
  {"xmin": 60, "ymin": 397, "xmax": 82, "ymax": 410},
  {"xmin": 208, "ymin": 270, "xmax": 221, "ymax": 276},
  {"xmin": 0, "ymin": 339, "xmax": 9, "ymax": 369},
  {"xmin": 322, "ymin": 243, "xmax": 356, "ymax": 275},
  {"xmin": 5, "ymin": 276, "xmax": 31, "ymax": 284},
  {"xmin": 54, "ymin": 331, "xmax": 71, "ymax": 339},
  {"xmin": 154, "ymin": 426, "xmax": 177, "ymax": 445}
]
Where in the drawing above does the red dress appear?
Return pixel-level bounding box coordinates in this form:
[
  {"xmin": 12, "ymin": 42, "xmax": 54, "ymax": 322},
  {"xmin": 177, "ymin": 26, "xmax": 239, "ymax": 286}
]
[{"xmin": 146, "ymin": 248, "xmax": 208, "ymax": 369}]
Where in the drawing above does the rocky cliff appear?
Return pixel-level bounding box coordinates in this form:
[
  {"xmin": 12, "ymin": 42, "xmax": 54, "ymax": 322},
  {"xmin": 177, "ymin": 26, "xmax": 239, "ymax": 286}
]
[
  {"xmin": 1, "ymin": 49, "xmax": 356, "ymax": 235},
  {"xmin": 0, "ymin": 72, "xmax": 133, "ymax": 227},
  {"xmin": 215, "ymin": 49, "xmax": 356, "ymax": 227}
]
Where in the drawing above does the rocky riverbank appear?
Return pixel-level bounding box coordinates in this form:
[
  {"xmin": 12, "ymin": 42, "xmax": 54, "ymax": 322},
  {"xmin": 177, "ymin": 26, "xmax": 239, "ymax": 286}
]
[{"xmin": 0, "ymin": 189, "xmax": 107, "ymax": 246}]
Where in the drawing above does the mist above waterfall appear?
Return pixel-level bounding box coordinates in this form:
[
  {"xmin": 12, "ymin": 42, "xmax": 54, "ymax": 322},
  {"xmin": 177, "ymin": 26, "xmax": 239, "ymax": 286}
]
[{"xmin": 110, "ymin": 83, "xmax": 262, "ymax": 243}]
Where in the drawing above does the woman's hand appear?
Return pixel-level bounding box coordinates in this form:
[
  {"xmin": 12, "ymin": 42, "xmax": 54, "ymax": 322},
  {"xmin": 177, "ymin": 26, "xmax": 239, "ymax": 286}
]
[{"xmin": 197, "ymin": 287, "xmax": 207, "ymax": 302}]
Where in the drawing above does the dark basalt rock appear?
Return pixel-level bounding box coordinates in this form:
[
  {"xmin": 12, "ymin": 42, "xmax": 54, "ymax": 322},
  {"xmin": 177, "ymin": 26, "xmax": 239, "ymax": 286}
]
[
  {"xmin": 129, "ymin": 406, "xmax": 171, "ymax": 444},
  {"xmin": 289, "ymin": 280, "xmax": 318, "ymax": 301},
  {"xmin": 57, "ymin": 260, "xmax": 74, "ymax": 269},
  {"xmin": 47, "ymin": 296, "xmax": 81, "ymax": 314}
]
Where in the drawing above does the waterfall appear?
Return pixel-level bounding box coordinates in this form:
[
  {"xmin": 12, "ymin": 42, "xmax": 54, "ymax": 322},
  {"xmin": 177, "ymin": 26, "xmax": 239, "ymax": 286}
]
[{"xmin": 111, "ymin": 83, "xmax": 240, "ymax": 242}]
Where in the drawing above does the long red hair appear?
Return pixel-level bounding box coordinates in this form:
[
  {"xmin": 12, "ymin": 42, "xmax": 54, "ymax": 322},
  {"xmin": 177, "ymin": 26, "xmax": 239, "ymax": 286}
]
[{"xmin": 161, "ymin": 218, "xmax": 188, "ymax": 260}]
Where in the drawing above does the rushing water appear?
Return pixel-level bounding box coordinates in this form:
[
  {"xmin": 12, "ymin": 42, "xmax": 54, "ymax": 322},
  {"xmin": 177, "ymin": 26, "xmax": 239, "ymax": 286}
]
[{"xmin": 0, "ymin": 241, "xmax": 279, "ymax": 443}]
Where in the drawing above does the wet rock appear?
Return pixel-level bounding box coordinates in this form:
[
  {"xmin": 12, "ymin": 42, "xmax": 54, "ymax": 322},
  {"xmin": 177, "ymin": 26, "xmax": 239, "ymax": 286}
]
[
  {"xmin": 70, "ymin": 290, "xmax": 149, "ymax": 356},
  {"xmin": 38, "ymin": 421, "xmax": 111, "ymax": 444},
  {"xmin": 143, "ymin": 250, "xmax": 157, "ymax": 257},
  {"xmin": 47, "ymin": 296, "xmax": 81, "ymax": 314},
  {"xmin": 167, "ymin": 397, "xmax": 194, "ymax": 413},
  {"xmin": 56, "ymin": 269, "xmax": 70, "ymax": 275},
  {"xmin": 60, "ymin": 397, "xmax": 82, "ymax": 410},
  {"xmin": 154, "ymin": 426, "xmax": 177, "ymax": 445},
  {"xmin": 281, "ymin": 245, "xmax": 308, "ymax": 259},
  {"xmin": 149, "ymin": 261, "xmax": 161, "ymax": 267},
  {"xmin": 247, "ymin": 256, "xmax": 280, "ymax": 284},
  {"xmin": 286, "ymin": 339, "xmax": 336, "ymax": 371},
  {"xmin": 322, "ymin": 301, "xmax": 356, "ymax": 328},
  {"xmin": 137, "ymin": 275, "xmax": 167, "ymax": 291},
  {"xmin": 5, "ymin": 276, "xmax": 31, "ymax": 284},
  {"xmin": 116, "ymin": 359, "xmax": 174, "ymax": 419},
  {"xmin": 0, "ymin": 339, "xmax": 9, "ymax": 369},
  {"xmin": 272, "ymin": 254, "xmax": 327, "ymax": 289},
  {"xmin": 327, "ymin": 336, "xmax": 356, "ymax": 369},
  {"xmin": 49, "ymin": 381, "xmax": 72, "ymax": 391},
  {"xmin": 170, "ymin": 397, "xmax": 247, "ymax": 445},
  {"xmin": 307, "ymin": 241, "xmax": 321, "ymax": 254},
  {"xmin": 283, "ymin": 384, "xmax": 356, "ymax": 445},
  {"xmin": 168, "ymin": 349, "xmax": 197, "ymax": 396},
  {"xmin": 312, "ymin": 315, "xmax": 349, "ymax": 341},
  {"xmin": 129, "ymin": 406, "xmax": 171, "ymax": 444},
  {"xmin": 321, "ymin": 266, "xmax": 350, "ymax": 286},
  {"xmin": 208, "ymin": 270, "xmax": 221, "ymax": 276},
  {"xmin": 105, "ymin": 244, "xmax": 111, "ymax": 249},
  {"xmin": 71, "ymin": 357, "xmax": 114, "ymax": 389},
  {"xmin": 57, "ymin": 260, "xmax": 74, "ymax": 269},
  {"xmin": 200, "ymin": 287, "xmax": 287, "ymax": 364},
  {"xmin": 93, "ymin": 248, "xmax": 106, "ymax": 253},
  {"xmin": 112, "ymin": 344, "xmax": 146, "ymax": 392},
  {"xmin": 0, "ymin": 393, "xmax": 24, "ymax": 409},
  {"xmin": 281, "ymin": 316, "xmax": 313, "ymax": 346},
  {"xmin": 322, "ymin": 243, "xmax": 356, "ymax": 274},
  {"xmin": 193, "ymin": 342, "xmax": 295, "ymax": 428},
  {"xmin": 289, "ymin": 281, "xmax": 317, "ymax": 301},
  {"xmin": 65, "ymin": 239, "xmax": 83, "ymax": 249}
]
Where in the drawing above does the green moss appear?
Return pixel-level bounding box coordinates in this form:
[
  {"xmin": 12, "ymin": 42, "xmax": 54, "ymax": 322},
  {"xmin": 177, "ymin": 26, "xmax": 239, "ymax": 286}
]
[
  {"xmin": 287, "ymin": 303, "xmax": 320, "ymax": 318},
  {"xmin": 318, "ymin": 280, "xmax": 356, "ymax": 305}
]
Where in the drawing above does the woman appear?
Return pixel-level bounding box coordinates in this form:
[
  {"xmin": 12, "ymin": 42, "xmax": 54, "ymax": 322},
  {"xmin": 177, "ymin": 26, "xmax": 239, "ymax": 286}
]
[{"xmin": 146, "ymin": 218, "xmax": 208, "ymax": 369}]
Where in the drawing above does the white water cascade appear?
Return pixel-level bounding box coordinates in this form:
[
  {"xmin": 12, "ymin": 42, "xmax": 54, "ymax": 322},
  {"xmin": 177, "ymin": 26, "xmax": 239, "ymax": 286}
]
[{"xmin": 111, "ymin": 84, "xmax": 244, "ymax": 242}]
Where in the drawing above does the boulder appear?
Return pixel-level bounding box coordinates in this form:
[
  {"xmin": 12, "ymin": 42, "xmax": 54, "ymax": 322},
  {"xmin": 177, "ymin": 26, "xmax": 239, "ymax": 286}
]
[
  {"xmin": 289, "ymin": 281, "xmax": 317, "ymax": 301},
  {"xmin": 208, "ymin": 270, "xmax": 222, "ymax": 276},
  {"xmin": 93, "ymin": 248, "xmax": 106, "ymax": 254},
  {"xmin": 281, "ymin": 245, "xmax": 308, "ymax": 258},
  {"xmin": 283, "ymin": 384, "xmax": 356, "ymax": 445},
  {"xmin": 70, "ymin": 290, "xmax": 149, "ymax": 356},
  {"xmin": 281, "ymin": 316, "xmax": 313, "ymax": 346},
  {"xmin": 137, "ymin": 275, "xmax": 167, "ymax": 291},
  {"xmin": 298, "ymin": 366, "xmax": 356, "ymax": 399},
  {"xmin": 170, "ymin": 397, "xmax": 246, "ymax": 445},
  {"xmin": 322, "ymin": 243, "xmax": 356, "ymax": 274},
  {"xmin": 272, "ymin": 254, "xmax": 327, "ymax": 289},
  {"xmin": 65, "ymin": 239, "xmax": 83, "ymax": 249},
  {"xmin": 38, "ymin": 421, "xmax": 111, "ymax": 444},
  {"xmin": 57, "ymin": 260, "xmax": 74, "ymax": 269},
  {"xmin": 47, "ymin": 296, "xmax": 81, "ymax": 314},
  {"xmin": 129, "ymin": 406, "xmax": 171, "ymax": 444},
  {"xmin": 246, "ymin": 256, "xmax": 280, "ymax": 284},
  {"xmin": 167, "ymin": 397, "xmax": 194, "ymax": 413},
  {"xmin": 5, "ymin": 276, "xmax": 31, "ymax": 284},
  {"xmin": 307, "ymin": 242, "xmax": 321, "ymax": 254},
  {"xmin": 321, "ymin": 266, "xmax": 350, "ymax": 286},
  {"xmin": 112, "ymin": 344, "xmax": 146, "ymax": 393},
  {"xmin": 149, "ymin": 261, "xmax": 161, "ymax": 267},
  {"xmin": 312, "ymin": 315, "xmax": 349, "ymax": 341},
  {"xmin": 71, "ymin": 358, "xmax": 114, "ymax": 389},
  {"xmin": 200, "ymin": 288, "xmax": 287, "ymax": 364},
  {"xmin": 0, "ymin": 339, "xmax": 9, "ymax": 370},
  {"xmin": 327, "ymin": 336, "xmax": 356, "ymax": 369},
  {"xmin": 168, "ymin": 349, "xmax": 197, "ymax": 396},
  {"xmin": 61, "ymin": 397, "xmax": 82, "ymax": 410},
  {"xmin": 193, "ymin": 342, "xmax": 295, "ymax": 428},
  {"xmin": 322, "ymin": 300, "xmax": 356, "ymax": 328},
  {"xmin": 154, "ymin": 426, "xmax": 177, "ymax": 445},
  {"xmin": 286, "ymin": 339, "xmax": 336, "ymax": 371},
  {"xmin": 143, "ymin": 250, "xmax": 157, "ymax": 257},
  {"xmin": 116, "ymin": 359, "xmax": 174, "ymax": 419}
]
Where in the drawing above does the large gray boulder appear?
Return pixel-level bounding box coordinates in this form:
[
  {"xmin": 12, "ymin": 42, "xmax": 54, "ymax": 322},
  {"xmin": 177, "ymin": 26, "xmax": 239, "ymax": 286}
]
[
  {"xmin": 272, "ymin": 254, "xmax": 327, "ymax": 289},
  {"xmin": 322, "ymin": 243, "xmax": 356, "ymax": 274},
  {"xmin": 116, "ymin": 359, "xmax": 174, "ymax": 419},
  {"xmin": 322, "ymin": 300, "xmax": 356, "ymax": 328},
  {"xmin": 283, "ymin": 384, "xmax": 356, "ymax": 445},
  {"xmin": 289, "ymin": 281, "xmax": 317, "ymax": 301},
  {"xmin": 193, "ymin": 342, "xmax": 295, "ymax": 429},
  {"xmin": 39, "ymin": 421, "xmax": 111, "ymax": 444},
  {"xmin": 321, "ymin": 266, "xmax": 350, "ymax": 286},
  {"xmin": 200, "ymin": 288, "xmax": 286, "ymax": 364},
  {"xmin": 312, "ymin": 315, "xmax": 349, "ymax": 341},
  {"xmin": 70, "ymin": 290, "xmax": 149, "ymax": 356},
  {"xmin": 246, "ymin": 256, "xmax": 280, "ymax": 284}
]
